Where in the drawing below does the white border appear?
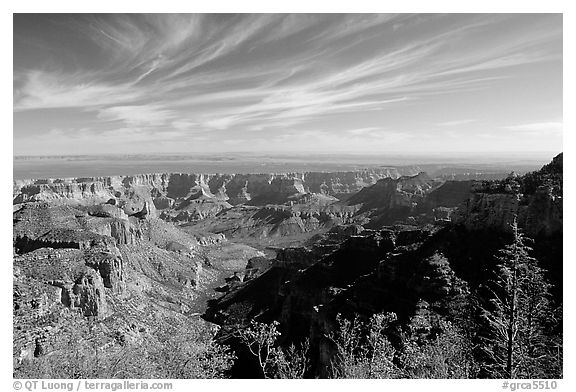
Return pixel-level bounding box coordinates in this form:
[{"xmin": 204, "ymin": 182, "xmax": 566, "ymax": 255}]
[{"xmin": 3, "ymin": 2, "xmax": 573, "ymax": 390}]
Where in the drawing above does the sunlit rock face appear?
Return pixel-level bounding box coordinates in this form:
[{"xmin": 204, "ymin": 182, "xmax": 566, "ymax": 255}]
[
  {"xmin": 453, "ymin": 153, "xmax": 563, "ymax": 236},
  {"xmin": 12, "ymin": 155, "xmax": 563, "ymax": 378},
  {"xmin": 200, "ymin": 155, "xmax": 562, "ymax": 377},
  {"xmin": 13, "ymin": 167, "xmax": 412, "ymax": 208}
]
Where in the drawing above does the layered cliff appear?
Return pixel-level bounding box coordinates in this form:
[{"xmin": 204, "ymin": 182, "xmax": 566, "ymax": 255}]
[
  {"xmin": 14, "ymin": 156, "xmax": 563, "ymax": 377},
  {"xmin": 347, "ymin": 172, "xmax": 438, "ymax": 210},
  {"xmin": 342, "ymin": 172, "xmax": 471, "ymax": 227},
  {"xmin": 12, "ymin": 193, "xmax": 256, "ymax": 369},
  {"xmin": 454, "ymin": 153, "xmax": 563, "ymax": 236},
  {"xmin": 13, "ymin": 168, "xmax": 416, "ymax": 207},
  {"xmin": 201, "ymin": 154, "xmax": 563, "ymax": 377}
]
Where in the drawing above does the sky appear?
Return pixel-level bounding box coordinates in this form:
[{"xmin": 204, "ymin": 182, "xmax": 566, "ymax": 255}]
[{"xmin": 13, "ymin": 14, "xmax": 563, "ymax": 156}]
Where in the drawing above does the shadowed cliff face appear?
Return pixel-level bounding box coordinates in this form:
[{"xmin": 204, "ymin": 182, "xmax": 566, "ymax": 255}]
[
  {"xmin": 13, "ymin": 155, "xmax": 562, "ymax": 377},
  {"xmin": 341, "ymin": 172, "xmax": 471, "ymax": 228},
  {"xmin": 347, "ymin": 172, "xmax": 438, "ymax": 210},
  {"xmin": 454, "ymin": 153, "xmax": 563, "ymax": 237},
  {"xmin": 203, "ymin": 226, "xmax": 472, "ymax": 377},
  {"xmin": 201, "ymin": 154, "xmax": 563, "ymax": 378}
]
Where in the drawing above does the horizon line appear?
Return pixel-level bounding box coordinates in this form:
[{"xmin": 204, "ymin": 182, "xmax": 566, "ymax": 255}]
[{"xmin": 13, "ymin": 150, "xmax": 562, "ymax": 157}]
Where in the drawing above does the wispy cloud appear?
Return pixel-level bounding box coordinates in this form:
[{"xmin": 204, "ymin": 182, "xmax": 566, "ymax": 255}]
[
  {"xmin": 346, "ymin": 127, "xmax": 381, "ymax": 136},
  {"xmin": 13, "ymin": 14, "xmax": 563, "ymax": 154},
  {"xmin": 97, "ymin": 104, "xmax": 176, "ymax": 127},
  {"xmin": 503, "ymin": 122, "xmax": 563, "ymax": 133},
  {"xmin": 436, "ymin": 119, "xmax": 477, "ymax": 127},
  {"xmin": 13, "ymin": 70, "xmax": 141, "ymax": 111}
]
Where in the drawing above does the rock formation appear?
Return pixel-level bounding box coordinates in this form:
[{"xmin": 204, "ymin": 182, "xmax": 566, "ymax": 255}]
[
  {"xmin": 200, "ymin": 154, "xmax": 563, "ymax": 377},
  {"xmin": 13, "ymin": 167, "xmax": 416, "ymax": 210},
  {"xmin": 454, "ymin": 153, "xmax": 562, "ymax": 236},
  {"xmin": 13, "ymin": 155, "xmax": 562, "ymax": 378}
]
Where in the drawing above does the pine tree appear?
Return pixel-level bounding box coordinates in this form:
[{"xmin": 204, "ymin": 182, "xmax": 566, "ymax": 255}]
[{"xmin": 480, "ymin": 219, "xmax": 558, "ymax": 378}]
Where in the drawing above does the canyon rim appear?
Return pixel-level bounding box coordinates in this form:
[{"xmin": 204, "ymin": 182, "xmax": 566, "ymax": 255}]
[{"xmin": 12, "ymin": 12, "xmax": 563, "ymax": 384}]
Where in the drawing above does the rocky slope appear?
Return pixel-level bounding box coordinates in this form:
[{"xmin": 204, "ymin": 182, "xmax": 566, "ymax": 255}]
[
  {"xmin": 11, "ymin": 167, "xmax": 426, "ymax": 373},
  {"xmin": 201, "ymin": 154, "xmax": 563, "ymax": 377},
  {"xmin": 336, "ymin": 172, "xmax": 473, "ymax": 228},
  {"xmin": 179, "ymin": 171, "xmax": 474, "ymax": 248},
  {"xmin": 13, "ymin": 155, "xmax": 562, "ymax": 377},
  {"xmin": 13, "ymin": 168, "xmax": 460, "ymax": 250},
  {"xmin": 13, "ymin": 170, "xmax": 420, "ymax": 246},
  {"xmin": 454, "ymin": 153, "xmax": 562, "ymax": 237},
  {"xmin": 12, "ymin": 194, "xmax": 260, "ymax": 371},
  {"xmin": 203, "ymin": 225, "xmax": 469, "ymax": 377}
]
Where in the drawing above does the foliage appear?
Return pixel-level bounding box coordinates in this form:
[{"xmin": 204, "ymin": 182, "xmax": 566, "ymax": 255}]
[
  {"xmin": 330, "ymin": 313, "xmax": 399, "ymax": 378},
  {"xmin": 329, "ymin": 312, "xmax": 478, "ymax": 379},
  {"xmin": 236, "ymin": 320, "xmax": 310, "ymax": 379},
  {"xmin": 272, "ymin": 340, "xmax": 310, "ymax": 379},
  {"xmin": 399, "ymin": 319, "xmax": 479, "ymax": 378},
  {"xmin": 14, "ymin": 316, "xmax": 235, "ymax": 379},
  {"xmin": 479, "ymin": 220, "xmax": 561, "ymax": 378}
]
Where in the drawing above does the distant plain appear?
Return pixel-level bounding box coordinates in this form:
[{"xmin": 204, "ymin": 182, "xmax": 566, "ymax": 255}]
[{"xmin": 13, "ymin": 153, "xmax": 554, "ymax": 180}]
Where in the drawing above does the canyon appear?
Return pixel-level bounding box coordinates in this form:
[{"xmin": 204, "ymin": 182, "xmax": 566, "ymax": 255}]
[{"xmin": 12, "ymin": 156, "xmax": 563, "ymax": 378}]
